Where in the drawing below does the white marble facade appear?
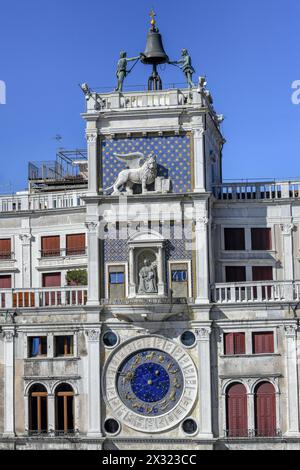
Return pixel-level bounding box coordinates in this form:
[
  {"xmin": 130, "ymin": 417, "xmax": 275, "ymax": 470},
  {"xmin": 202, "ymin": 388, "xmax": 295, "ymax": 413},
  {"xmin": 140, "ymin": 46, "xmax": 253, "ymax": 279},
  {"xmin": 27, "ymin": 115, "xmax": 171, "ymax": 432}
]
[{"xmin": 0, "ymin": 84, "xmax": 300, "ymax": 451}]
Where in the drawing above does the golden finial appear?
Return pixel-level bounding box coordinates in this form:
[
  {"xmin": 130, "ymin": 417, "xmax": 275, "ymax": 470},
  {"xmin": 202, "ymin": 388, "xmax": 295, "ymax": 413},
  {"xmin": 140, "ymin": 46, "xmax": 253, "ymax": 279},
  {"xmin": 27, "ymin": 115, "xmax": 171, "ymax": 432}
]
[{"xmin": 150, "ymin": 9, "xmax": 156, "ymax": 29}]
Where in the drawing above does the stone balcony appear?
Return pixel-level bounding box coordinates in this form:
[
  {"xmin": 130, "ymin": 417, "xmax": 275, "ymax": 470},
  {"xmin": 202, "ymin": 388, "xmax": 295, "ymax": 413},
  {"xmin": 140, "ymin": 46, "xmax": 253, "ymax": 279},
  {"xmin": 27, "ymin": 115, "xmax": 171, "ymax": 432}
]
[
  {"xmin": 211, "ymin": 280, "xmax": 300, "ymax": 304},
  {"xmin": 213, "ymin": 181, "xmax": 300, "ymax": 201},
  {"xmin": 0, "ymin": 190, "xmax": 86, "ymax": 213},
  {"xmin": 0, "ymin": 287, "xmax": 87, "ymax": 309}
]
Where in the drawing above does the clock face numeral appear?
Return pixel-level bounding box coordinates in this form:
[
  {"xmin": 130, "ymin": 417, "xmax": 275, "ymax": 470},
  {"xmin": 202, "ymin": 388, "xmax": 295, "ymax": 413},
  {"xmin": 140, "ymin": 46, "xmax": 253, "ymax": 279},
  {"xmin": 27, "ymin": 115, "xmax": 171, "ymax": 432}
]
[{"xmin": 116, "ymin": 349, "xmax": 184, "ymax": 416}]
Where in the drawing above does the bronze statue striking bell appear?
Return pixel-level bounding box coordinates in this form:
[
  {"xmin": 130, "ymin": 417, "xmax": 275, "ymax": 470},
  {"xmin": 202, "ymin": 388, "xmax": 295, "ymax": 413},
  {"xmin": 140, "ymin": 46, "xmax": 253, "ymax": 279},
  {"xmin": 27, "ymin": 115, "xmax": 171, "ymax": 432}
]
[{"xmin": 141, "ymin": 29, "xmax": 169, "ymax": 65}]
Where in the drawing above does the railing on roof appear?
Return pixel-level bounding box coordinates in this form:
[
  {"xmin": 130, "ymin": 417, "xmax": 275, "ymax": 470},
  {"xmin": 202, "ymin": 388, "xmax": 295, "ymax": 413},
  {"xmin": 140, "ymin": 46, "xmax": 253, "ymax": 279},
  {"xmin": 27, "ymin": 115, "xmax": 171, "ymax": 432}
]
[
  {"xmin": 213, "ymin": 181, "xmax": 300, "ymax": 201},
  {"xmin": 0, "ymin": 190, "xmax": 86, "ymax": 213}
]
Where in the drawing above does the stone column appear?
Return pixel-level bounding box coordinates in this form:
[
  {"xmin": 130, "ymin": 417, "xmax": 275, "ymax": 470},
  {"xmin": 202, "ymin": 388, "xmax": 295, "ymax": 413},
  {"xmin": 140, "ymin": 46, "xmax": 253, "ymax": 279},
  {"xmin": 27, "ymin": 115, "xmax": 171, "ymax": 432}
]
[
  {"xmin": 86, "ymin": 132, "xmax": 99, "ymax": 196},
  {"xmin": 284, "ymin": 324, "xmax": 300, "ymax": 436},
  {"xmin": 86, "ymin": 222, "xmax": 100, "ymax": 306},
  {"xmin": 281, "ymin": 223, "xmax": 295, "ymax": 300},
  {"xmin": 194, "ymin": 214, "xmax": 210, "ymax": 304},
  {"xmin": 19, "ymin": 233, "xmax": 33, "ymax": 288},
  {"xmin": 195, "ymin": 327, "xmax": 213, "ymax": 438},
  {"xmin": 3, "ymin": 328, "xmax": 15, "ymax": 437},
  {"xmin": 48, "ymin": 393, "xmax": 55, "ymax": 434},
  {"xmin": 86, "ymin": 328, "xmax": 102, "ymax": 437},
  {"xmin": 128, "ymin": 247, "xmax": 136, "ymax": 297},
  {"xmin": 157, "ymin": 246, "xmax": 166, "ymax": 296},
  {"xmin": 192, "ymin": 128, "xmax": 206, "ymax": 192}
]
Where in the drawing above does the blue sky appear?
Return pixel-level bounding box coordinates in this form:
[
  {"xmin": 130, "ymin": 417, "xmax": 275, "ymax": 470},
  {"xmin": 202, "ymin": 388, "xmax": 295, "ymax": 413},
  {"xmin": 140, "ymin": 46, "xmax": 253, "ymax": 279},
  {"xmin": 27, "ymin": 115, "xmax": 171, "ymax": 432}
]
[{"xmin": 0, "ymin": 0, "xmax": 300, "ymax": 192}]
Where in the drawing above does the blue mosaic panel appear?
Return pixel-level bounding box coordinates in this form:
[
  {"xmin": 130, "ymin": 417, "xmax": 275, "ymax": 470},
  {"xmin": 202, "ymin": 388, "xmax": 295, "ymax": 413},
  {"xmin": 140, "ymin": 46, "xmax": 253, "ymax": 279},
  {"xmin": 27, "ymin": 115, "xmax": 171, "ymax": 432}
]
[{"xmin": 101, "ymin": 135, "xmax": 192, "ymax": 194}]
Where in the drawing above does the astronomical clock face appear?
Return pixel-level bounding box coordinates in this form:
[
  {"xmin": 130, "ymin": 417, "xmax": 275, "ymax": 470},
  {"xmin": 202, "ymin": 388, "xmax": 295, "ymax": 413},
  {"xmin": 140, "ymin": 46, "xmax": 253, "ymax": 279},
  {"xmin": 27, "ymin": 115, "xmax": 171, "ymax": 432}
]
[
  {"xmin": 104, "ymin": 336, "xmax": 198, "ymax": 433},
  {"xmin": 116, "ymin": 349, "xmax": 184, "ymax": 416}
]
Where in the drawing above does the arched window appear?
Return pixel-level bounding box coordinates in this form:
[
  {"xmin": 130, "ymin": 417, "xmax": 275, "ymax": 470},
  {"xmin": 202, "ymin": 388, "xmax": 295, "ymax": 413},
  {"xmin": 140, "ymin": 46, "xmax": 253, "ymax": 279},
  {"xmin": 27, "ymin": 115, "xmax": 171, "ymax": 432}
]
[
  {"xmin": 255, "ymin": 382, "xmax": 276, "ymax": 437},
  {"xmin": 29, "ymin": 384, "xmax": 48, "ymax": 434},
  {"xmin": 226, "ymin": 383, "xmax": 248, "ymax": 437},
  {"xmin": 55, "ymin": 383, "xmax": 74, "ymax": 434}
]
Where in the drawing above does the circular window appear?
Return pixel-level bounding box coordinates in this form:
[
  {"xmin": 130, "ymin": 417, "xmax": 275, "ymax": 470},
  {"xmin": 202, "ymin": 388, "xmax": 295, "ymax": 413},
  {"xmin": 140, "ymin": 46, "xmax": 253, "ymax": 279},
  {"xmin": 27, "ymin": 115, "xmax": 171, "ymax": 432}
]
[
  {"xmin": 104, "ymin": 418, "xmax": 120, "ymax": 435},
  {"xmin": 103, "ymin": 331, "xmax": 118, "ymax": 348},
  {"xmin": 180, "ymin": 331, "xmax": 196, "ymax": 347},
  {"xmin": 182, "ymin": 418, "xmax": 198, "ymax": 435}
]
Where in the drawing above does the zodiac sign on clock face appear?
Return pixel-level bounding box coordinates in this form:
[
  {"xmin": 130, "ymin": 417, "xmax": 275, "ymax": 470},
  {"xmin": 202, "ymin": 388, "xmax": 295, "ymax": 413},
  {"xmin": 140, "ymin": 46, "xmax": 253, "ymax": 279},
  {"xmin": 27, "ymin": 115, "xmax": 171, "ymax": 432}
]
[{"xmin": 116, "ymin": 349, "xmax": 184, "ymax": 416}]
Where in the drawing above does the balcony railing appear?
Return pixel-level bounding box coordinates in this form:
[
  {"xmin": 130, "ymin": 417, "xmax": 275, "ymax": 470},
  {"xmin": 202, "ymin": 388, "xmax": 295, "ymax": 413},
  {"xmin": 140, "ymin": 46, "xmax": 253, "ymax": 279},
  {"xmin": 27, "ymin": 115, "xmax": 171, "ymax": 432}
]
[
  {"xmin": 0, "ymin": 190, "xmax": 86, "ymax": 213},
  {"xmin": 224, "ymin": 428, "xmax": 282, "ymax": 438},
  {"xmin": 40, "ymin": 248, "xmax": 87, "ymax": 258},
  {"xmin": 0, "ymin": 251, "xmax": 13, "ymax": 260},
  {"xmin": 213, "ymin": 181, "xmax": 300, "ymax": 201},
  {"xmin": 0, "ymin": 287, "xmax": 87, "ymax": 309},
  {"xmin": 212, "ymin": 281, "xmax": 299, "ymax": 303}
]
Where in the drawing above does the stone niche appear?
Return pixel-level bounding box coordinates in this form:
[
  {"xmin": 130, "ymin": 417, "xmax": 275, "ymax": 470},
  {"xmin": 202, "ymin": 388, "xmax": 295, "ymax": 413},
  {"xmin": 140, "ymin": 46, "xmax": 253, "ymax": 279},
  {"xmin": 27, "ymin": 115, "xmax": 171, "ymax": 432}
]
[{"xmin": 128, "ymin": 230, "xmax": 166, "ymax": 298}]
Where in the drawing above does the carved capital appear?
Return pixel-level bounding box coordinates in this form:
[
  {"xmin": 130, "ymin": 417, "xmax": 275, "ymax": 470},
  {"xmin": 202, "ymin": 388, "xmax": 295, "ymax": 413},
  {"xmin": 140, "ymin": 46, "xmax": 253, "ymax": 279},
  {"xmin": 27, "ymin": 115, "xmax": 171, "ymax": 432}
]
[
  {"xmin": 194, "ymin": 215, "xmax": 209, "ymax": 228},
  {"xmin": 285, "ymin": 324, "xmax": 297, "ymax": 337},
  {"xmin": 85, "ymin": 328, "xmax": 101, "ymax": 342},
  {"xmin": 280, "ymin": 223, "xmax": 295, "ymax": 236},
  {"xmin": 86, "ymin": 133, "xmax": 98, "ymax": 144},
  {"xmin": 193, "ymin": 128, "xmax": 205, "ymax": 139},
  {"xmin": 85, "ymin": 221, "xmax": 99, "ymax": 233},
  {"xmin": 2, "ymin": 329, "xmax": 15, "ymax": 342},
  {"xmin": 19, "ymin": 233, "xmax": 34, "ymax": 244},
  {"xmin": 195, "ymin": 327, "xmax": 211, "ymax": 340}
]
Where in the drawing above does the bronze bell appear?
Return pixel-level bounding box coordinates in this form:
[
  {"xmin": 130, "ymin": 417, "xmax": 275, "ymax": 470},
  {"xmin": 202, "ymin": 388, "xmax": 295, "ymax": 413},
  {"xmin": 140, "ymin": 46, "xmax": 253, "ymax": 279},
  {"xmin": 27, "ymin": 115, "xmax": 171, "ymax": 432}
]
[{"xmin": 141, "ymin": 28, "xmax": 169, "ymax": 66}]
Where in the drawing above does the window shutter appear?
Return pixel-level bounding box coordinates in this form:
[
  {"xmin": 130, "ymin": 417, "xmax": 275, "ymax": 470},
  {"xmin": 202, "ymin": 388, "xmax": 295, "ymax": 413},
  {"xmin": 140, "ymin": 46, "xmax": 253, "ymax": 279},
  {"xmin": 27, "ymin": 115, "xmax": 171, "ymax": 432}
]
[
  {"xmin": 0, "ymin": 275, "xmax": 11, "ymax": 288},
  {"xmin": 234, "ymin": 333, "xmax": 246, "ymax": 354},
  {"xmin": 253, "ymin": 332, "xmax": 274, "ymax": 354},
  {"xmin": 0, "ymin": 239, "xmax": 11, "ymax": 258},
  {"xmin": 224, "ymin": 333, "xmax": 234, "ymax": 355},
  {"xmin": 252, "ymin": 266, "xmax": 273, "ymax": 281},
  {"xmin": 41, "ymin": 236, "xmax": 60, "ymax": 256},
  {"xmin": 66, "ymin": 234, "xmax": 85, "ymax": 255},
  {"xmin": 42, "ymin": 272, "xmax": 61, "ymax": 287},
  {"xmin": 251, "ymin": 228, "xmax": 272, "ymax": 250}
]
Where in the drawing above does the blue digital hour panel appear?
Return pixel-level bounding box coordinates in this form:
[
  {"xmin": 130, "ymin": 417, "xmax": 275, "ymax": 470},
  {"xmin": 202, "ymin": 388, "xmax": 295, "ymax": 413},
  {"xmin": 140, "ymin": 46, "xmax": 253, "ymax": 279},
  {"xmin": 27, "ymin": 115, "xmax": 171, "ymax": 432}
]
[
  {"xmin": 116, "ymin": 349, "xmax": 184, "ymax": 416},
  {"xmin": 101, "ymin": 135, "xmax": 192, "ymax": 194}
]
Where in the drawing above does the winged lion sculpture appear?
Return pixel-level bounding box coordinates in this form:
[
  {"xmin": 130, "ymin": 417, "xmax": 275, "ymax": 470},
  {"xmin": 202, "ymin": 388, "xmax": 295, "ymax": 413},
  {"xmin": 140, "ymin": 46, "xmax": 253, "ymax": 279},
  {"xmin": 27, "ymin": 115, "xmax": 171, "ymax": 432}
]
[{"xmin": 104, "ymin": 152, "xmax": 157, "ymax": 195}]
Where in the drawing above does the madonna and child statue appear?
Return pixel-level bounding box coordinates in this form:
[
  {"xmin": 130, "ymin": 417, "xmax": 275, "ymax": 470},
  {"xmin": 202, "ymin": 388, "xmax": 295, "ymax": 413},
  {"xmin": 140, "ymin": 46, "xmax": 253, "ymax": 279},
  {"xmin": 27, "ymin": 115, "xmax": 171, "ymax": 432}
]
[{"xmin": 138, "ymin": 259, "xmax": 158, "ymax": 294}]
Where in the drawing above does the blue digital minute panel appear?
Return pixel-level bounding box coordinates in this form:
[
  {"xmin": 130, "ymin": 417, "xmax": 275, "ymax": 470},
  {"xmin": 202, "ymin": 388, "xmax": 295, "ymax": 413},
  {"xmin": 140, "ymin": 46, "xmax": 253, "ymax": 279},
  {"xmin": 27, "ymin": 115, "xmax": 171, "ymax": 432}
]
[{"xmin": 116, "ymin": 349, "xmax": 184, "ymax": 416}]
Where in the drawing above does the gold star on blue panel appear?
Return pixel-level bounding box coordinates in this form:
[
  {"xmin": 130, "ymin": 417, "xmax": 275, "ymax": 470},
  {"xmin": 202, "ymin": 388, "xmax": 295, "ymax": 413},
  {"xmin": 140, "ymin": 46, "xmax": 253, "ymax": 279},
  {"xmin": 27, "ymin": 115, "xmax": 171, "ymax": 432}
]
[{"xmin": 101, "ymin": 135, "xmax": 192, "ymax": 193}]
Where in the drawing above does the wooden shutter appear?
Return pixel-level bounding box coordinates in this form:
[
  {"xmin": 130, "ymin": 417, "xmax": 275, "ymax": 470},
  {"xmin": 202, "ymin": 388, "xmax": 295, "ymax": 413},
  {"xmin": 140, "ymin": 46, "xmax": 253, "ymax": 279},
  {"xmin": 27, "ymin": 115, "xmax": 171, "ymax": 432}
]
[
  {"xmin": 0, "ymin": 275, "xmax": 11, "ymax": 288},
  {"xmin": 224, "ymin": 333, "xmax": 234, "ymax": 355},
  {"xmin": 252, "ymin": 266, "xmax": 273, "ymax": 281},
  {"xmin": 42, "ymin": 272, "xmax": 61, "ymax": 287},
  {"xmin": 0, "ymin": 239, "xmax": 11, "ymax": 258},
  {"xmin": 251, "ymin": 228, "xmax": 272, "ymax": 250},
  {"xmin": 234, "ymin": 333, "xmax": 246, "ymax": 354},
  {"xmin": 224, "ymin": 228, "xmax": 245, "ymax": 250},
  {"xmin": 41, "ymin": 236, "xmax": 60, "ymax": 257},
  {"xmin": 225, "ymin": 266, "xmax": 246, "ymax": 282},
  {"xmin": 253, "ymin": 332, "xmax": 274, "ymax": 354},
  {"xmin": 66, "ymin": 234, "xmax": 85, "ymax": 255},
  {"xmin": 226, "ymin": 383, "xmax": 248, "ymax": 437},
  {"xmin": 255, "ymin": 382, "xmax": 276, "ymax": 436}
]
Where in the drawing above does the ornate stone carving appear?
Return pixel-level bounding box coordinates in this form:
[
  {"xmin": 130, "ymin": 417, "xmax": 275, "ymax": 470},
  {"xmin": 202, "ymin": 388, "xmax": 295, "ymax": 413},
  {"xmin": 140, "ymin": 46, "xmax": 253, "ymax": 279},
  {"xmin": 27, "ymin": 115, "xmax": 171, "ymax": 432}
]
[
  {"xmin": 104, "ymin": 152, "xmax": 157, "ymax": 196},
  {"xmin": 2, "ymin": 330, "xmax": 15, "ymax": 342},
  {"xmin": 138, "ymin": 258, "xmax": 158, "ymax": 294},
  {"xmin": 85, "ymin": 221, "xmax": 99, "ymax": 233},
  {"xmin": 195, "ymin": 327, "xmax": 211, "ymax": 340},
  {"xmin": 19, "ymin": 233, "xmax": 34, "ymax": 244},
  {"xmin": 285, "ymin": 324, "xmax": 297, "ymax": 337},
  {"xmin": 86, "ymin": 133, "xmax": 98, "ymax": 144},
  {"xmin": 85, "ymin": 329, "xmax": 101, "ymax": 342},
  {"xmin": 280, "ymin": 223, "xmax": 295, "ymax": 235}
]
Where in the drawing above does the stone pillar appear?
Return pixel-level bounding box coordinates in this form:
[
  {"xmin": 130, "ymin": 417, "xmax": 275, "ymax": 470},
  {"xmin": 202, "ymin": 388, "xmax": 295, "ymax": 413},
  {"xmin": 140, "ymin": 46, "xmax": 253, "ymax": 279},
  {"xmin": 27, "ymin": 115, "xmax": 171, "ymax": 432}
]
[
  {"xmin": 86, "ymin": 328, "xmax": 102, "ymax": 437},
  {"xmin": 194, "ymin": 214, "xmax": 210, "ymax": 304},
  {"xmin": 3, "ymin": 328, "xmax": 15, "ymax": 437},
  {"xmin": 281, "ymin": 224, "xmax": 295, "ymax": 300},
  {"xmin": 19, "ymin": 233, "xmax": 33, "ymax": 288},
  {"xmin": 128, "ymin": 247, "xmax": 136, "ymax": 298},
  {"xmin": 157, "ymin": 246, "xmax": 166, "ymax": 296},
  {"xmin": 195, "ymin": 327, "xmax": 213, "ymax": 438},
  {"xmin": 284, "ymin": 324, "xmax": 300, "ymax": 436},
  {"xmin": 192, "ymin": 128, "xmax": 206, "ymax": 192},
  {"xmin": 48, "ymin": 393, "xmax": 55, "ymax": 434},
  {"xmin": 86, "ymin": 132, "xmax": 99, "ymax": 196},
  {"xmin": 86, "ymin": 222, "xmax": 100, "ymax": 306}
]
